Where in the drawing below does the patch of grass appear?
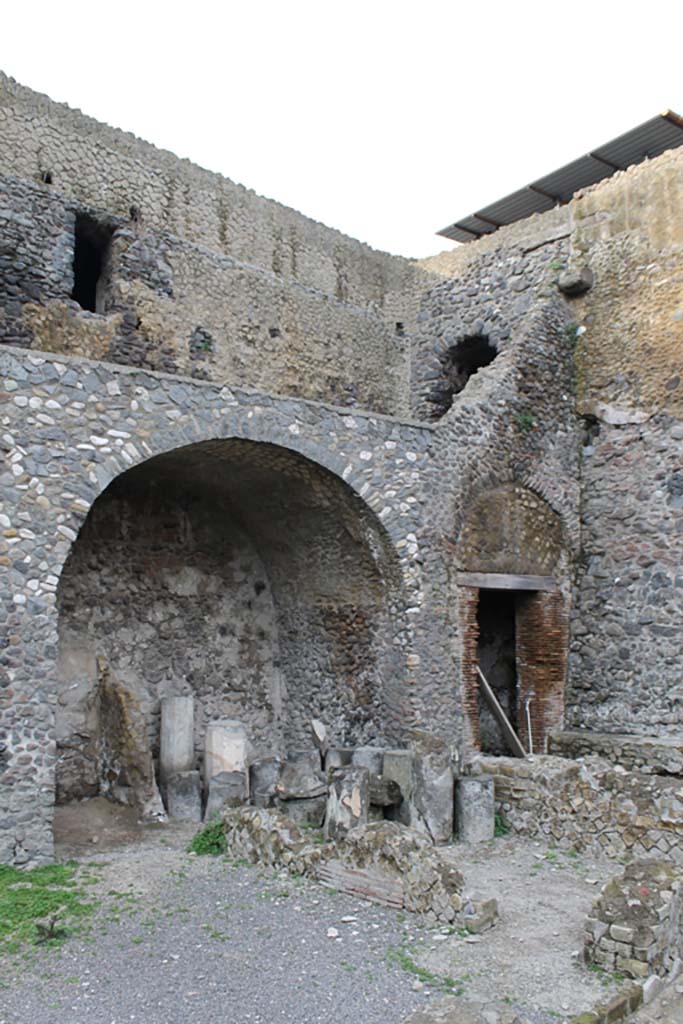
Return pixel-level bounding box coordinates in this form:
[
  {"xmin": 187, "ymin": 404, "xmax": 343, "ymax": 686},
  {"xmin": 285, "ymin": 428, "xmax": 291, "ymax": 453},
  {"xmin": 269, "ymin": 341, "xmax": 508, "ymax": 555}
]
[
  {"xmin": 187, "ymin": 820, "xmax": 227, "ymax": 856},
  {"xmin": 494, "ymin": 812, "xmax": 509, "ymax": 838},
  {"xmin": 387, "ymin": 945, "xmax": 466, "ymax": 995},
  {"xmin": 0, "ymin": 861, "xmax": 94, "ymax": 954}
]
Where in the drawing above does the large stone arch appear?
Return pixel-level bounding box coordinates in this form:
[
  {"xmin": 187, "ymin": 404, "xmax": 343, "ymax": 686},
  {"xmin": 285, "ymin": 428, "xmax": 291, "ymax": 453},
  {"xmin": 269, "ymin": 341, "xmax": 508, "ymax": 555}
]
[{"xmin": 54, "ymin": 434, "xmax": 408, "ymax": 809}]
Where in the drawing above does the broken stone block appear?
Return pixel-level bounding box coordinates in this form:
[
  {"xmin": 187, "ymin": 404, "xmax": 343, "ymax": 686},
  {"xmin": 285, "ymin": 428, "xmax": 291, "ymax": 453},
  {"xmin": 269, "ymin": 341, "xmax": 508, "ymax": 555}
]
[
  {"xmin": 410, "ymin": 733, "xmax": 454, "ymax": 844},
  {"xmin": 166, "ymin": 770, "xmax": 202, "ymax": 823},
  {"xmin": 369, "ymin": 774, "xmax": 401, "ymax": 807},
  {"xmin": 455, "ymin": 777, "xmax": 495, "ymax": 843},
  {"xmin": 310, "ymin": 719, "xmax": 328, "ymax": 765},
  {"xmin": 250, "ymin": 757, "xmax": 282, "ymax": 807},
  {"xmin": 324, "ymin": 747, "xmax": 354, "ymax": 771},
  {"xmin": 383, "ymin": 749, "xmax": 414, "ymax": 825},
  {"xmin": 275, "ymin": 795, "xmax": 327, "ymax": 828},
  {"xmin": 276, "ymin": 759, "xmax": 327, "ymax": 800},
  {"xmin": 325, "ymin": 766, "xmax": 369, "ymax": 840},
  {"xmin": 160, "ymin": 696, "xmax": 194, "ymax": 789},
  {"xmin": 351, "ymin": 747, "xmax": 384, "ymax": 774},
  {"xmin": 204, "ymin": 770, "xmax": 248, "ymax": 820},
  {"xmin": 464, "ymin": 895, "xmax": 498, "ymax": 933},
  {"xmin": 204, "ymin": 720, "xmax": 252, "ymax": 794}
]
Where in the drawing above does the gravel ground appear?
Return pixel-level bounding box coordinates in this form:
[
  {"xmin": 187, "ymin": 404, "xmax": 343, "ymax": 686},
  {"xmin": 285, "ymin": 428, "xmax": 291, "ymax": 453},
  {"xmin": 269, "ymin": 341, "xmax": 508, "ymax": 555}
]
[
  {"xmin": 416, "ymin": 834, "xmax": 623, "ymax": 1023},
  {"xmin": 0, "ymin": 820, "xmax": 428, "ymax": 1024},
  {"xmin": 3, "ymin": 803, "xmax": 681, "ymax": 1024}
]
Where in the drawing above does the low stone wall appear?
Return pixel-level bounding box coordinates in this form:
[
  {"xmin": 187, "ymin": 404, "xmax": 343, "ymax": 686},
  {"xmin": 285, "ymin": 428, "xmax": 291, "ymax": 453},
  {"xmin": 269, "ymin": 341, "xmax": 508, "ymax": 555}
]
[
  {"xmin": 549, "ymin": 731, "xmax": 683, "ymax": 777},
  {"xmin": 584, "ymin": 861, "xmax": 683, "ymax": 980},
  {"xmin": 477, "ymin": 755, "xmax": 683, "ymax": 862},
  {"xmin": 221, "ymin": 808, "xmax": 466, "ymax": 924}
]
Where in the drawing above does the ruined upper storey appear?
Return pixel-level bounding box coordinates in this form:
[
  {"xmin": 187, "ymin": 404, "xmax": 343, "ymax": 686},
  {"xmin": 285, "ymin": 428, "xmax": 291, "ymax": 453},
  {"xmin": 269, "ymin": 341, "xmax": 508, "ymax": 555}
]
[{"xmin": 0, "ymin": 72, "xmax": 436, "ymax": 415}]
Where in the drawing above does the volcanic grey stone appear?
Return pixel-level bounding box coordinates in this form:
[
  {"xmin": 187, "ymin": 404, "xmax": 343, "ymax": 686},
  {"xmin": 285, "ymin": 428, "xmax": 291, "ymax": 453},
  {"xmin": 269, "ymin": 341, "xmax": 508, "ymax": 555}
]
[
  {"xmin": 410, "ymin": 733, "xmax": 454, "ymax": 845},
  {"xmin": 250, "ymin": 757, "xmax": 282, "ymax": 807},
  {"xmin": 325, "ymin": 766, "xmax": 369, "ymax": 840},
  {"xmin": 204, "ymin": 770, "xmax": 248, "ymax": 820},
  {"xmin": 351, "ymin": 747, "xmax": 384, "ymax": 774},
  {"xmin": 159, "ymin": 696, "xmax": 194, "ymax": 788},
  {"xmin": 558, "ymin": 266, "xmax": 594, "ymax": 296},
  {"xmin": 166, "ymin": 770, "xmax": 202, "ymax": 823},
  {"xmin": 275, "ymin": 794, "xmax": 327, "ymax": 828},
  {"xmin": 455, "ymin": 776, "xmax": 495, "ymax": 843},
  {"xmin": 276, "ymin": 760, "xmax": 327, "ymax": 800}
]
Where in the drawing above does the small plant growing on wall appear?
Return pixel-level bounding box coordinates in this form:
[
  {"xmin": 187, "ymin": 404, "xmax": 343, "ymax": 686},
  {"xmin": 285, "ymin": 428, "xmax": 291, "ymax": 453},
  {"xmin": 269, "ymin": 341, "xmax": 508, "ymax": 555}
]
[{"xmin": 515, "ymin": 410, "xmax": 536, "ymax": 433}]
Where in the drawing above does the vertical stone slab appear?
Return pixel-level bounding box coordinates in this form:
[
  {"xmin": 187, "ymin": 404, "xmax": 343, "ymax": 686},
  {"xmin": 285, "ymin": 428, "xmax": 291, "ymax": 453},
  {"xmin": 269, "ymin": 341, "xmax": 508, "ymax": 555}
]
[
  {"xmin": 411, "ymin": 732, "xmax": 454, "ymax": 845},
  {"xmin": 204, "ymin": 719, "xmax": 252, "ymax": 794},
  {"xmin": 160, "ymin": 696, "xmax": 194, "ymax": 787},
  {"xmin": 383, "ymin": 749, "xmax": 414, "ymax": 826},
  {"xmin": 250, "ymin": 757, "xmax": 282, "ymax": 808},
  {"xmin": 455, "ymin": 776, "xmax": 495, "ymax": 843},
  {"xmin": 166, "ymin": 770, "xmax": 202, "ymax": 823},
  {"xmin": 325, "ymin": 767, "xmax": 369, "ymax": 840}
]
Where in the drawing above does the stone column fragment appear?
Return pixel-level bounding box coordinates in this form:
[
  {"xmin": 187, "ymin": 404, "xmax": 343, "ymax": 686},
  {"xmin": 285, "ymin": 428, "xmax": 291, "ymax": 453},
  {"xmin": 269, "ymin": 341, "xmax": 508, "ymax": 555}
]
[
  {"xmin": 455, "ymin": 776, "xmax": 495, "ymax": 843},
  {"xmin": 160, "ymin": 696, "xmax": 195, "ymax": 787}
]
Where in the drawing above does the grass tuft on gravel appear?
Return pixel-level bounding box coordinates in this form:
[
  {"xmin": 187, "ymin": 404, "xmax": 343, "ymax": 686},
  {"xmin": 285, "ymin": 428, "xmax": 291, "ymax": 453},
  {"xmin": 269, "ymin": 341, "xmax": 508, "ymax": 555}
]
[
  {"xmin": 0, "ymin": 861, "xmax": 94, "ymax": 953},
  {"xmin": 187, "ymin": 820, "xmax": 227, "ymax": 856}
]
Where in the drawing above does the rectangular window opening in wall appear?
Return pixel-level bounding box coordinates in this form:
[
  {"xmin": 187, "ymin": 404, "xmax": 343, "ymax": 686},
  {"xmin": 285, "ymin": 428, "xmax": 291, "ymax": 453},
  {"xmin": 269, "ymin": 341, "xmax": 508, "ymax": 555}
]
[{"xmin": 71, "ymin": 214, "xmax": 114, "ymax": 313}]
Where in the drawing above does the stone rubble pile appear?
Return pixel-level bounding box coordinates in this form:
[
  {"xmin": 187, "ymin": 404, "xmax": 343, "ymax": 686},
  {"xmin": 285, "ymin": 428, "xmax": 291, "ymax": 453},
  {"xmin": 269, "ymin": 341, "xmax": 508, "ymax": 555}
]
[{"xmin": 220, "ymin": 807, "xmax": 472, "ymax": 925}]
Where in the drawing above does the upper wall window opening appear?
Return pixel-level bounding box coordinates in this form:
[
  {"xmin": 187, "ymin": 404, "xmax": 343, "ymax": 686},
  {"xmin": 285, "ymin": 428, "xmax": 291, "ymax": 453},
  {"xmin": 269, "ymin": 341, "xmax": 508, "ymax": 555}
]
[
  {"xmin": 71, "ymin": 214, "xmax": 114, "ymax": 313},
  {"xmin": 429, "ymin": 333, "xmax": 498, "ymax": 419}
]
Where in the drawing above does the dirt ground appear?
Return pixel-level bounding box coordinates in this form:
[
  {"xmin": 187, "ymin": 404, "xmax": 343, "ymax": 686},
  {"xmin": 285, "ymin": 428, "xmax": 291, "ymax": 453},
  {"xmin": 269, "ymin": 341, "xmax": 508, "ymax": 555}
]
[{"xmin": 2, "ymin": 800, "xmax": 681, "ymax": 1024}]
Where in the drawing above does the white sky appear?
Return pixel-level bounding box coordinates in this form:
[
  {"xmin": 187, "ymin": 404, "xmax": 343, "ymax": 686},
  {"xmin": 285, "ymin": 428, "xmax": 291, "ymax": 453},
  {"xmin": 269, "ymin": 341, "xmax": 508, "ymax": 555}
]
[{"xmin": 2, "ymin": 1, "xmax": 682, "ymax": 259}]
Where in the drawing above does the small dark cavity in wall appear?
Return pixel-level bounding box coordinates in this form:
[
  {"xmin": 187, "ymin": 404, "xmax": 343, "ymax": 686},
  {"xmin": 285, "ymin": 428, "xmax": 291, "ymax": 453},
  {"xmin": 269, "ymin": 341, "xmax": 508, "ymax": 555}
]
[
  {"xmin": 581, "ymin": 414, "xmax": 601, "ymax": 449},
  {"xmin": 40, "ymin": 169, "xmax": 53, "ymax": 185},
  {"xmin": 71, "ymin": 213, "xmax": 115, "ymax": 313},
  {"xmin": 429, "ymin": 333, "xmax": 498, "ymax": 419}
]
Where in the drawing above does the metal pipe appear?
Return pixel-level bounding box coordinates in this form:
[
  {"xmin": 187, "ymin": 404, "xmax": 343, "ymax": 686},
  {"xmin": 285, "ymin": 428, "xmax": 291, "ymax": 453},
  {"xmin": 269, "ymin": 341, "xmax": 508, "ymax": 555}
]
[{"xmin": 525, "ymin": 693, "xmax": 535, "ymax": 755}]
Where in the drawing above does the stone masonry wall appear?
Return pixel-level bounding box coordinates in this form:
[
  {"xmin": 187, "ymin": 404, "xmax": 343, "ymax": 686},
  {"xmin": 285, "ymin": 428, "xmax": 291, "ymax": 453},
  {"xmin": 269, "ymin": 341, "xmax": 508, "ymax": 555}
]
[
  {"xmin": 566, "ymin": 145, "xmax": 683, "ymax": 736},
  {"xmin": 0, "ymin": 344, "xmax": 442, "ymax": 865},
  {"xmin": 478, "ymin": 755, "xmax": 683, "ymax": 864},
  {"xmin": 0, "ymin": 173, "xmax": 414, "ymax": 415},
  {"xmin": 0, "ymin": 71, "xmax": 438, "ymax": 417}
]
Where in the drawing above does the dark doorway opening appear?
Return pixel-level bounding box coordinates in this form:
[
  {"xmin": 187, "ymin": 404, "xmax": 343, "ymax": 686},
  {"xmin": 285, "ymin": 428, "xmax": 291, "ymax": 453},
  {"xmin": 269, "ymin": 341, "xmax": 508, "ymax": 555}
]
[
  {"xmin": 71, "ymin": 214, "xmax": 114, "ymax": 313},
  {"xmin": 477, "ymin": 589, "xmax": 518, "ymax": 755}
]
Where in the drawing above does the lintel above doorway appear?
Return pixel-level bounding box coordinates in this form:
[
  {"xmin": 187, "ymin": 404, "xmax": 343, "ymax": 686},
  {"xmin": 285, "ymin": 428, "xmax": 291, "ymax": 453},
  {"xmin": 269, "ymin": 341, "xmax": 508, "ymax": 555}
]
[{"xmin": 457, "ymin": 572, "xmax": 556, "ymax": 592}]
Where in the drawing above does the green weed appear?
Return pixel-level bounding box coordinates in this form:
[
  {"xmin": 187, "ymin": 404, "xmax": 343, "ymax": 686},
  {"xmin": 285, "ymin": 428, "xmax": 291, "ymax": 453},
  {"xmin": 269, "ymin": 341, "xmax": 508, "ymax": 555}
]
[
  {"xmin": 187, "ymin": 820, "xmax": 227, "ymax": 856},
  {"xmin": 0, "ymin": 861, "xmax": 94, "ymax": 954}
]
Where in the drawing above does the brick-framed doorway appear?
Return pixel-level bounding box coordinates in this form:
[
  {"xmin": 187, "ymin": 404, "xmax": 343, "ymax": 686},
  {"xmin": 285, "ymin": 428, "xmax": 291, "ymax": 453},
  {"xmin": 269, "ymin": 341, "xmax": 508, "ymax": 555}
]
[{"xmin": 458, "ymin": 573, "xmax": 569, "ymax": 760}]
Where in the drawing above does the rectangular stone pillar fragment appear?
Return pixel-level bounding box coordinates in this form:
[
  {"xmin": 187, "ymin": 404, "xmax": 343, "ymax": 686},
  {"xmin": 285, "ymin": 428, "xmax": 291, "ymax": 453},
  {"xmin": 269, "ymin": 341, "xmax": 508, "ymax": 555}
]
[
  {"xmin": 166, "ymin": 770, "xmax": 202, "ymax": 823},
  {"xmin": 383, "ymin": 749, "xmax": 414, "ymax": 826},
  {"xmin": 160, "ymin": 696, "xmax": 195, "ymax": 788},
  {"xmin": 325, "ymin": 767, "xmax": 369, "ymax": 840},
  {"xmin": 204, "ymin": 719, "xmax": 252, "ymax": 795},
  {"xmin": 455, "ymin": 776, "xmax": 495, "ymax": 843}
]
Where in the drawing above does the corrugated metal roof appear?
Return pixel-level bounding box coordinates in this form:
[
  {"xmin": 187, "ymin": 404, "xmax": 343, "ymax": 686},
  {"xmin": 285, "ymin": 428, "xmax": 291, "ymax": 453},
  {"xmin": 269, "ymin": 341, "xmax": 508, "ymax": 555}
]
[{"xmin": 438, "ymin": 110, "xmax": 683, "ymax": 243}]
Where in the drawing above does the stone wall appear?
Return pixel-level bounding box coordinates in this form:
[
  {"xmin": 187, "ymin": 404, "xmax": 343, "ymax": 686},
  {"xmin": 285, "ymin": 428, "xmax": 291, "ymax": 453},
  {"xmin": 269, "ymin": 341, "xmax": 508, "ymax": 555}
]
[
  {"xmin": 566, "ymin": 145, "xmax": 683, "ymax": 737},
  {"xmin": 585, "ymin": 861, "xmax": 683, "ymax": 980},
  {"xmin": 550, "ymin": 731, "xmax": 683, "ymax": 777},
  {"xmin": 0, "ymin": 71, "xmax": 437, "ymax": 416},
  {"xmin": 0, "ymin": 344, "xmax": 444, "ymax": 864},
  {"xmin": 478, "ymin": 755, "xmax": 683, "ymax": 864}
]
